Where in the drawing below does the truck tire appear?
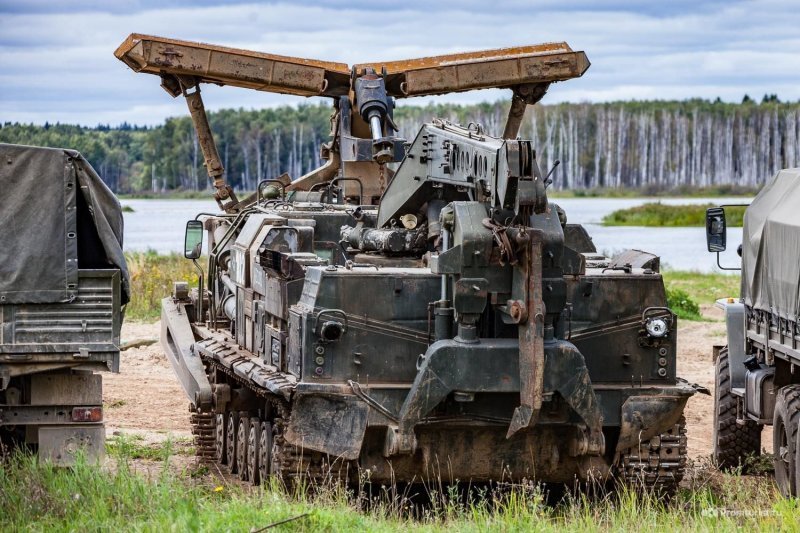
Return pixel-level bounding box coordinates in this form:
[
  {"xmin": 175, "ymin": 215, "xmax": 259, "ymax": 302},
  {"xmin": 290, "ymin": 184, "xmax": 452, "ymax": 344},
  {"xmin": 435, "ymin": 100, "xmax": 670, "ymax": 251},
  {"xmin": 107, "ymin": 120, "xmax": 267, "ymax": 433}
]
[
  {"xmin": 795, "ymin": 417, "xmax": 800, "ymax": 496},
  {"xmin": 713, "ymin": 347, "xmax": 761, "ymax": 470},
  {"xmin": 773, "ymin": 385, "xmax": 800, "ymax": 497}
]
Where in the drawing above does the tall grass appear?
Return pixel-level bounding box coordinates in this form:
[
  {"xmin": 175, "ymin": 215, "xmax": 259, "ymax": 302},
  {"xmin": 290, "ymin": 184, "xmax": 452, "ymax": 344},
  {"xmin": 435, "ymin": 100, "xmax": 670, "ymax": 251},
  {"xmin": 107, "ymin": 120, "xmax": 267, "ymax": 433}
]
[
  {"xmin": 666, "ymin": 287, "xmax": 702, "ymax": 320},
  {"xmin": 124, "ymin": 251, "xmax": 199, "ymax": 321},
  {"xmin": 602, "ymin": 203, "xmax": 747, "ymax": 227},
  {"xmin": 662, "ymin": 271, "xmax": 741, "ymax": 321},
  {"xmin": 663, "ymin": 271, "xmax": 740, "ymax": 304},
  {"xmin": 0, "ymin": 452, "xmax": 385, "ymax": 531},
  {"xmin": 1, "ymin": 446, "xmax": 797, "ymax": 531},
  {"xmin": 551, "ymin": 184, "xmax": 759, "ymax": 199}
]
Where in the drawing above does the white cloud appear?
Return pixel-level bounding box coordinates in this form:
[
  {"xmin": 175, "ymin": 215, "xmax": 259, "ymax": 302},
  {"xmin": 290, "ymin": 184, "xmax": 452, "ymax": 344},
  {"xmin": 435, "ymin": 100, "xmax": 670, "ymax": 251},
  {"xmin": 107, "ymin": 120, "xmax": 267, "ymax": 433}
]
[{"xmin": 1, "ymin": 0, "xmax": 798, "ymax": 126}]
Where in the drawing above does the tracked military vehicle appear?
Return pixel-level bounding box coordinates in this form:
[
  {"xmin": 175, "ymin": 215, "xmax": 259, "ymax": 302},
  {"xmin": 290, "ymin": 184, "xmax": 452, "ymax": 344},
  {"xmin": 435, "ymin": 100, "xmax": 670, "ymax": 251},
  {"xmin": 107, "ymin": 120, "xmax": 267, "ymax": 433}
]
[{"xmin": 116, "ymin": 34, "xmax": 697, "ymax": 492}]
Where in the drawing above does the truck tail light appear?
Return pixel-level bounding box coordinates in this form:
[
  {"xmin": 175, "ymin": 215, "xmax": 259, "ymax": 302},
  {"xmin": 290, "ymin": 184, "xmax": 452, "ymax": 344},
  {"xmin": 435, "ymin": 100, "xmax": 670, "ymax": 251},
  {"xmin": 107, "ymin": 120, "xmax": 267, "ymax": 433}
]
[{"xmin": 72, "ymin": 407, "xmax": 103, "ymax": 422}]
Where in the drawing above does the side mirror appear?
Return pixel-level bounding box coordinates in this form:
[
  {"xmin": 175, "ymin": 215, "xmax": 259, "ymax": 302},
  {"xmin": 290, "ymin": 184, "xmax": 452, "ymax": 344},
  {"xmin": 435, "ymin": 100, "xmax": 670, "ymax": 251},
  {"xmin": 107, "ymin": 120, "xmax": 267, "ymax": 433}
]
[
  {"xmin": 706, "ymin": 207, "xmax": 727, "ymax": 252},
  {"xmin": 184, "ymin": 220, "xmax": 204, "ymax": 259}
]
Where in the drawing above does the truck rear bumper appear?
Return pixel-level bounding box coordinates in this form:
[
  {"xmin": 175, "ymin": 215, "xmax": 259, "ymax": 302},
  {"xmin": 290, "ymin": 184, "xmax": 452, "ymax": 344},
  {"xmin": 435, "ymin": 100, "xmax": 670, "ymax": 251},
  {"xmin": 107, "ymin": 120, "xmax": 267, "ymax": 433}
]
[{"xmin": 1, "ymin": 372, "xmax": 105, "ymax": 464}]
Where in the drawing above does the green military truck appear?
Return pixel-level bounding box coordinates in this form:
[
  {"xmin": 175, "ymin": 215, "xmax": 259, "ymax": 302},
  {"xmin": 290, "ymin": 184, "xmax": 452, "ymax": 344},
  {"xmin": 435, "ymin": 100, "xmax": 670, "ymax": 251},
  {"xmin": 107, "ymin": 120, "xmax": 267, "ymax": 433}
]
[
  {"xmin": 0, "ymin": 143, "xmax": 128, "ymax": 464},
  {"xmin": 707, "ymin": 169, "xmax": 800, "ymax": 496}
]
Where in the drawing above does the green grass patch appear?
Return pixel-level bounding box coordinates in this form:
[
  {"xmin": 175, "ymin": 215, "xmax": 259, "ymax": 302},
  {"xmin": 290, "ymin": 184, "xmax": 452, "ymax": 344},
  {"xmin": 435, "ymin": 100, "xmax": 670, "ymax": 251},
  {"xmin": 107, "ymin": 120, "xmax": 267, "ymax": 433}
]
[
  {"xmin": 665, "ymin": 287, "xmax": 701, "ymax": 320},
  {"xmin": 0, "ymin": 448, "xmax": 797, "ymax": 531},
  {"xmin": 663, "ymin": 271, "xmax": 740, "ymax": 304},
  {"xmin": 602, "ymin": 202, "xmax": 747, "ymax": 227},
  {"xmin": 106, "ymin": 434, "xmax": 175, "ymax": 462},
  {"xmin": 0, "ymin": 449, "xmax": 400, "ymax": 532},
  {"xmin": 662, "ymin": 270, "xmax": 740, "ymax": 320},
  {"xmin": 106, "ymin": 434, "xmax": 196, "ymax": 461},
  {"xmin": 550, "ymin": 184, "xmax": 759, "ymax": 198},
  {"xmin": 124, "ymin": 251, "xmax": 199, "ymax": 321}
]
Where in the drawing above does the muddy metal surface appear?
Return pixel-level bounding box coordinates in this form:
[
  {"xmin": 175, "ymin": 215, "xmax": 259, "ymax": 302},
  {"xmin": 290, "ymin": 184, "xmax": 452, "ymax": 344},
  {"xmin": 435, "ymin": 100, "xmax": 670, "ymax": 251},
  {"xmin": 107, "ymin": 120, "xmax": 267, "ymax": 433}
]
[{"xmin": 107, "ymin": 308, "xmax": 771, "ymax": 467}]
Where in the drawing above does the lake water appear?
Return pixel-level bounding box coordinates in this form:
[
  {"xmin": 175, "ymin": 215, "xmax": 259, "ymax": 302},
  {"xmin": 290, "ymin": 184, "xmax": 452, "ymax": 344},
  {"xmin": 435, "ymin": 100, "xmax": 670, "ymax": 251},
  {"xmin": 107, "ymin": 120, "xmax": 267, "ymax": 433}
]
[{"xmin": 121, "ymin": 197, "xmax": 751, "ymax": 273}]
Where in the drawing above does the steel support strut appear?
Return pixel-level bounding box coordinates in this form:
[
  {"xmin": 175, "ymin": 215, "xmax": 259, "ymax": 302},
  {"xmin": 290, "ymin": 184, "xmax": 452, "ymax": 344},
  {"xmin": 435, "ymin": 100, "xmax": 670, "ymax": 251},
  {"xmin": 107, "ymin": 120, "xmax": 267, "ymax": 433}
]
[{"xmin": 181, "ymin": 83, "xmax": 240, "ymax": 212}]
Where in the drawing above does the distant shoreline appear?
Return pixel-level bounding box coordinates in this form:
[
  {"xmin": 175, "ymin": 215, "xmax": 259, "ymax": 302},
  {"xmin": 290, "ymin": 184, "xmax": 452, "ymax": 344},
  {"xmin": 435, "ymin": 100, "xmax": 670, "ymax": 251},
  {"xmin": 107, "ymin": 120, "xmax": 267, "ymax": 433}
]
[
  {"xmin": 118, "ymin": 185, "xmax": 757, "ymax": 201},
  {"xmin": 602, "ymin": 202, "xmax": 747, "ymax": 227},
  {"xmin": 549, "ymin": 184, "xmax": 757, "ymax": 199}
]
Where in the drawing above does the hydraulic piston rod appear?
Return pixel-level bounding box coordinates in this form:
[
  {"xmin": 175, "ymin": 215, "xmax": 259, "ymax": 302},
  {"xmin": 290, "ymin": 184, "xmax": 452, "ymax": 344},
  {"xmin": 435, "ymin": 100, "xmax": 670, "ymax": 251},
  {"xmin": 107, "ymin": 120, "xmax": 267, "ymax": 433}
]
[{"xmin": 369, "ymin": 115, "xmax": 384, "ymax": 141}]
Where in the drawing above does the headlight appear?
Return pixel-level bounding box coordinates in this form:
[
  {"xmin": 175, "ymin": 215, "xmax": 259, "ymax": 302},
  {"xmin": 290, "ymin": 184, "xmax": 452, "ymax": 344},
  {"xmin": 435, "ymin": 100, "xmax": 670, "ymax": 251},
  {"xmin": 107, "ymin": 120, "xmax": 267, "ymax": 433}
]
[
  {"xmin": 645, "ymin": 317, "xmax": 669, "ymax": 338},
  {"xmin": 320, "ymin": 320, "xmax": 344, "ymax": 342}
]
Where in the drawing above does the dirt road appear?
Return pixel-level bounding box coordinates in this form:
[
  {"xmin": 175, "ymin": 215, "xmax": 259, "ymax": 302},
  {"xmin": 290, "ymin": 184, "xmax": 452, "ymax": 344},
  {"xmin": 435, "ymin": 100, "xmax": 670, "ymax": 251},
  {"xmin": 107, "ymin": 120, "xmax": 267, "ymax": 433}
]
[
  {"xmin": 106, "ymin": 311, "xmax": 765, "ymax": 460},
  {"xmin": 104, "ymin": 322, "xmax": 192, "ymax": 445}
]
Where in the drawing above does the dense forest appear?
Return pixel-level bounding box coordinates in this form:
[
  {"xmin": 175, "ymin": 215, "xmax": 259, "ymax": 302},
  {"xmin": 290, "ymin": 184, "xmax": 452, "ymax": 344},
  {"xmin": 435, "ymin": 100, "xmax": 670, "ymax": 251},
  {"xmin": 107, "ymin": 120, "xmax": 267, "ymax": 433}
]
[{"xmin": 1, "ymin": 96, "xmax": 798, "ymax": 193}]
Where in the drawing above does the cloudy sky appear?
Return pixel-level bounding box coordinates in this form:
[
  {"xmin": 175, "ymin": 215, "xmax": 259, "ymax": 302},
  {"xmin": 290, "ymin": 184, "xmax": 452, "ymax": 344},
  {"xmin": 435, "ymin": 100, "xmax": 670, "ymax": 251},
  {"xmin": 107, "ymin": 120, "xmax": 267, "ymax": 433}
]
[{"xmin": 1, "ymin": 0, "xmax": 798, "ymax": 126}]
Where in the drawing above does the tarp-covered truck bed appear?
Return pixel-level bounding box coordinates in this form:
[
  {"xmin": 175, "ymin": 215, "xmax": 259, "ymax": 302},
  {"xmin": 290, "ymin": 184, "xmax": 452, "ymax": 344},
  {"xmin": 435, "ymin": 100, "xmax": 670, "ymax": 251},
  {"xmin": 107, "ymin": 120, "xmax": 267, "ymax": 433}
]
[
  {"xmin": 742, "ymin": 169, "xmax": 800, "ymax": 320},
  {"xmin": 0, "ymin": 143, "xmax": 129, "ymax": 304}
]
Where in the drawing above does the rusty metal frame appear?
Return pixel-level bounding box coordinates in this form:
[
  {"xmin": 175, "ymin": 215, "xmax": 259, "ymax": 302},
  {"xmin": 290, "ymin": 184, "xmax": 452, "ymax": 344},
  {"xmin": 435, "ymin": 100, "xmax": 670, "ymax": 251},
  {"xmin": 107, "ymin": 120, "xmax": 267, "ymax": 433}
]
[
  {"xmin": 355, "ymin": 42, "xmax": 589, "ymax": 98},
  {"xmin": 180, "ymin": 83, "xmax": 240, "ymax": 212},
  {"xmin": 114, "ymin": 33, "xmax": 351, "ymax": 97},
  {"xmin": 115, "ymin": 34, "xmax": 589, "ymax": 100},
  {"xmin": 507, "ymin": 230, "xmax": 546, "ymax": 438}
]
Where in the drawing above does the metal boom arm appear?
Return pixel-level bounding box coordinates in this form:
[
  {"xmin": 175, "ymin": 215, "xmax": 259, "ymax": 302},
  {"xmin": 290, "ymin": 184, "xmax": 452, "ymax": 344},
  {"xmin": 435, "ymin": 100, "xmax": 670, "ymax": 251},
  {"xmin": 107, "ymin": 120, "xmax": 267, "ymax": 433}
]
[
  {"xmin": 115, "ymin": 34, "xmax": 589, "ymax": 208},
  {"xmin": 116, "ymin": 34, "xmax": 589, "ymax": 100}
]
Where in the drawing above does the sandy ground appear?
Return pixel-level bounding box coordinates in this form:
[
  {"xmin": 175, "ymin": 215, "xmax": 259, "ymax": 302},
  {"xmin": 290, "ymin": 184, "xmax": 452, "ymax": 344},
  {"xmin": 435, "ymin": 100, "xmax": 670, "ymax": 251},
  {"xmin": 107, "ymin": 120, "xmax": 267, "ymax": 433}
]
[
  {"xmin": 104, "ymin": 322, "xmax": 192, "ymax": 445},
  {"xmin": 678, "ymin": 305, "xmax": 772, "ymax": 460},
  {"xmin": 106, "ymin": 311, "xmax": 767, "ymax": 461}
]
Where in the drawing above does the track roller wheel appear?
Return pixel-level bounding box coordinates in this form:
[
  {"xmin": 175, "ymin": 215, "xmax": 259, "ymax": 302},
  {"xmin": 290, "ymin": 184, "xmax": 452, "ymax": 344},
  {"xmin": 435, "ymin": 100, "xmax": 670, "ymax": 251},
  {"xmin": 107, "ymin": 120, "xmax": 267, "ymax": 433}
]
[
  {"xmin": 226, "ymin": 411, "xmax": 239, "ymax": 474},
  {"xmin": 215, "ymin": 412, "xmax": 227, "ymax": 465},
  {"xmin": 236, "ymin": 416, "xmax": 250, "ymax": 481},
  {"xmin": 247, "ymin": 417, "xmax": 261, "ymax": 485},
  {"xmin": 259, "ymin": 421, "xmax": 274, "ymax": 482}
]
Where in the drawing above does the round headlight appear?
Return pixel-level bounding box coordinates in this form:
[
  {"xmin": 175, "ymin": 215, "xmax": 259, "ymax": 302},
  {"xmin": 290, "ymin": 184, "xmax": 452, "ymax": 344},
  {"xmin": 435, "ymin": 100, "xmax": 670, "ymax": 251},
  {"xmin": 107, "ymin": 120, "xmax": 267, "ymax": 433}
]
[
  {"xmin": 320, "ymin": 320, "xmax": 344, "ymax": 342},
  {"xmin": 645, "ymin": 317, "xmax": 669, "ymax": 338}
]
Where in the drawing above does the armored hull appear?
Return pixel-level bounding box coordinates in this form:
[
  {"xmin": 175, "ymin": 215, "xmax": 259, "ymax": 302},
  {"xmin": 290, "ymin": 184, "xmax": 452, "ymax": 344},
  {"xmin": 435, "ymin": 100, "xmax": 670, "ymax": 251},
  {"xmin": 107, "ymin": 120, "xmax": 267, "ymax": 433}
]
[{"xmin": 161, "ymin": 196, "xmax": 694, "ymax": 491}]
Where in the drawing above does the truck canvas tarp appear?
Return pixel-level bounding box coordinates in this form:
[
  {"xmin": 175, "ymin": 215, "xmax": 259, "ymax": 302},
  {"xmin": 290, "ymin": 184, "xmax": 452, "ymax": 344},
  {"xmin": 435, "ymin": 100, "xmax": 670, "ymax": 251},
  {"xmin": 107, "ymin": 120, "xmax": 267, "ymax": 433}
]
[
  {"xmin": 0, "ymin": 143, "xmax": 130, "ymax": 305},
  {"xmin": 742, "ymin": 168, "xmax": 800, "ymax": 320}
]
